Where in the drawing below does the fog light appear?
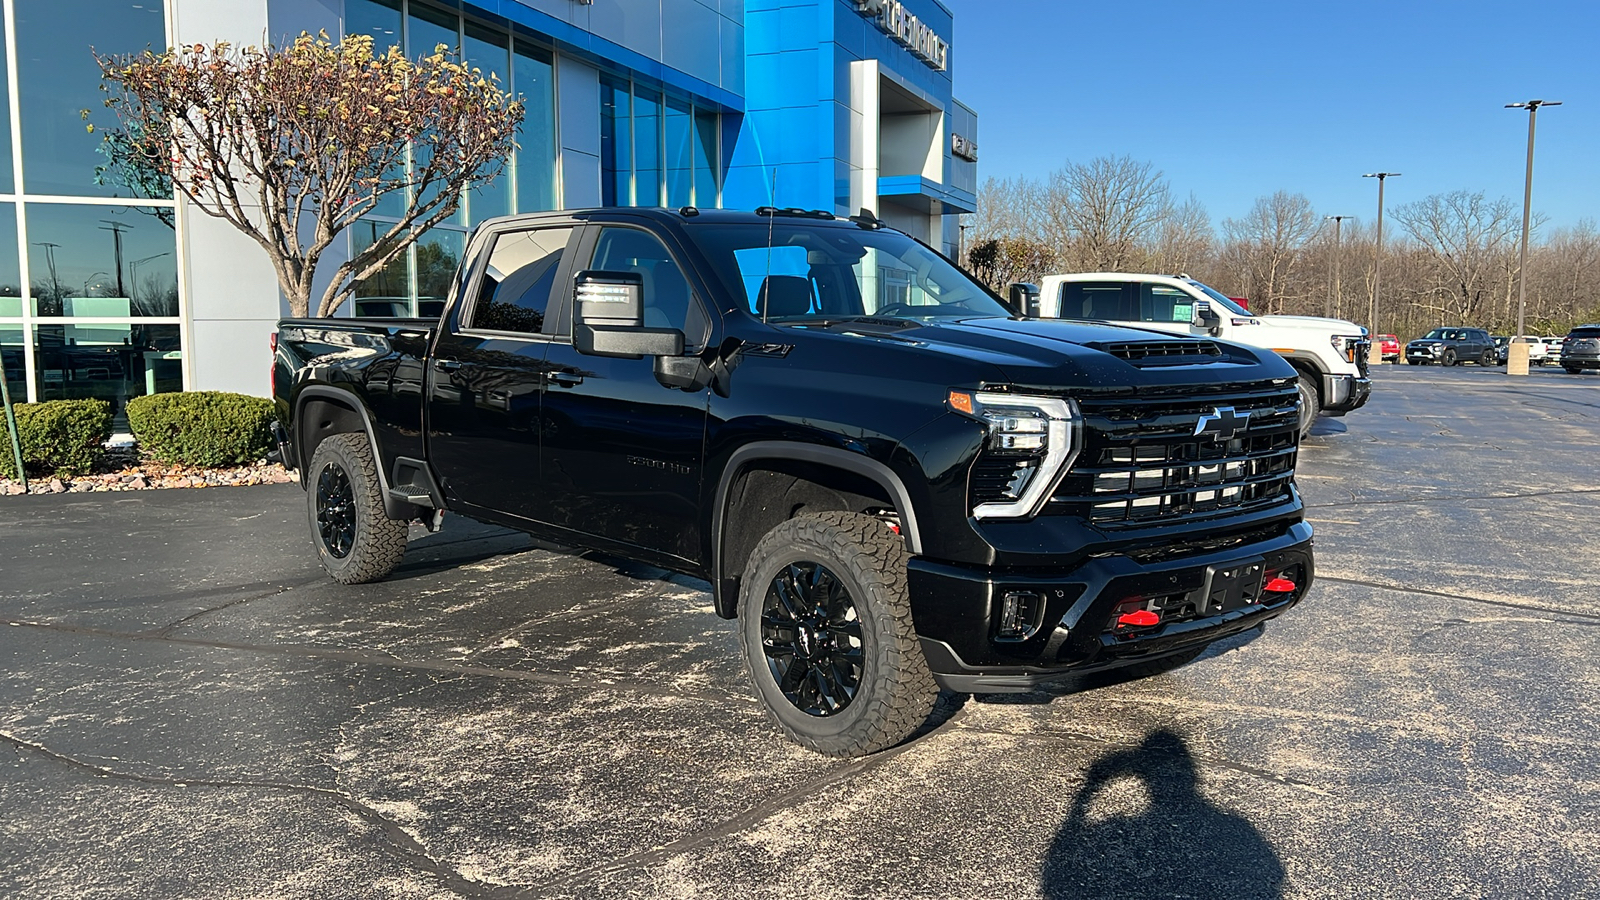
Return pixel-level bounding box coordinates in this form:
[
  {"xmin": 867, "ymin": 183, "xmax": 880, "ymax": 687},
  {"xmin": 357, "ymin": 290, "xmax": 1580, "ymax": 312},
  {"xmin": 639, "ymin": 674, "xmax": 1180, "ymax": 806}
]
[{"xmin": 997, "ymin": 590, "xmax": 1043, "ymax": 640}]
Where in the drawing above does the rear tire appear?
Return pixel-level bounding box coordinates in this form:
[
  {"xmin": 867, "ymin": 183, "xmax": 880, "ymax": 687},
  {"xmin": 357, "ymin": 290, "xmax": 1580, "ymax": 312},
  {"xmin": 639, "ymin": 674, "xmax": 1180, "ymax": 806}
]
[
  {"xmin": 307, "ymin": 433, "xmax": 408, "ymax": 585},
  {"xmin": 738, "ymin": 511, "xmax": 937, "ymax": 757},
  {"xmin": 1480, "ymin": 350, "xmax": 1495, "ymax": 366},
  {"xmin": 1295, "ymin": 372, "xmax": 1320, "ymax": 440}
]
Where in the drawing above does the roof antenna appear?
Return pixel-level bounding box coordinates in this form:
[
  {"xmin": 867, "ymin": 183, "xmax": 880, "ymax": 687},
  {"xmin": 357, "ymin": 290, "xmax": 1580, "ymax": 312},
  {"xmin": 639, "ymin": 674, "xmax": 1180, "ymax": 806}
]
[{"xmin": 761, "ymin": 168, "xmax": 777, "ymax": 323}]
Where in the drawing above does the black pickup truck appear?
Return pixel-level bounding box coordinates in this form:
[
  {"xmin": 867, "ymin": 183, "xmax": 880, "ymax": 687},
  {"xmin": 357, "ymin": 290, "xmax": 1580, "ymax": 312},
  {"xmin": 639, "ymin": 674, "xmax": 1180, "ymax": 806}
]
[{"xmin": 273, "ymin": 207, "xmax": 1314, "ymax": 757}]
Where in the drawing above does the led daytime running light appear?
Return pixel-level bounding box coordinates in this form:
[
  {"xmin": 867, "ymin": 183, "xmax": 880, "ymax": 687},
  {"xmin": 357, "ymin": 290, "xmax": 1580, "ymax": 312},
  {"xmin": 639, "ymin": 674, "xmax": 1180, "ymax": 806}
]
[{"xmin": 968, "ymin": 391, "xmax": 1080, "ymax": 519}]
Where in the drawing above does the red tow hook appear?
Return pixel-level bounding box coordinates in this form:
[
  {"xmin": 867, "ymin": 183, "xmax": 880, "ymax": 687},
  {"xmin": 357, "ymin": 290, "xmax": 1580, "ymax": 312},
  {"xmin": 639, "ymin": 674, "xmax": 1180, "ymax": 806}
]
[
  {"xmin": 1264, "ymin": 578, "xmax": 1297, "ymax": 593},
  {"xmin": 1116, "ymin": 610, "xmax": 1160, "ymax": 627}
]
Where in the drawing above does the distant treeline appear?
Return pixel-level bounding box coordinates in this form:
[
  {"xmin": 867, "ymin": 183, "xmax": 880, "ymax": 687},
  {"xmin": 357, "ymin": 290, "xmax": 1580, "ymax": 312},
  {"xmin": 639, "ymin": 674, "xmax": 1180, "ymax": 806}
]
[{"xmin": 962, "ymin": 155, "xmax": 1599, "ymax": 339}]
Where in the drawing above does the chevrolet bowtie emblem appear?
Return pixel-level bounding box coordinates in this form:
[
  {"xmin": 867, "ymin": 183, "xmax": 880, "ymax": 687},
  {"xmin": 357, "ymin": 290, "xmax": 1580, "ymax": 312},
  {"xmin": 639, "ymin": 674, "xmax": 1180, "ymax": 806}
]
[{"xmin": 1194, "ymin": 406, "xmax": 1249, "ymax": 442}]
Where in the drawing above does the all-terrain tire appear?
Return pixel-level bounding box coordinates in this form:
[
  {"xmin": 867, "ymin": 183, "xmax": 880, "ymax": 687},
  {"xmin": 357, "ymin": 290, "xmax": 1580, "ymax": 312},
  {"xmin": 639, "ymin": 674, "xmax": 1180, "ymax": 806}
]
[
  {"xmin": 1295, "ymin": 372, "xmax": 1320, "ymax": 440},
  {"xmin": 738, "ymin": 511, "xmax": 938, "ymax": 757},
  {"xmin": 307, "ymin": 433, "xmax": 408, "ymax": 584}
]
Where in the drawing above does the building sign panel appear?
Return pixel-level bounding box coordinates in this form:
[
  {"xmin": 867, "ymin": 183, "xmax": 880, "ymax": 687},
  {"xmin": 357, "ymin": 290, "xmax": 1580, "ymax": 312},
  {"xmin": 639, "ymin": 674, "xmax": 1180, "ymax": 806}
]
[
  {"xmin": 853, "ymin": 0, "xmax": 950, "ymax": 71},
  {"xmin": 951, "ymin": 133, "xmax": 977, "ymax": 162}
]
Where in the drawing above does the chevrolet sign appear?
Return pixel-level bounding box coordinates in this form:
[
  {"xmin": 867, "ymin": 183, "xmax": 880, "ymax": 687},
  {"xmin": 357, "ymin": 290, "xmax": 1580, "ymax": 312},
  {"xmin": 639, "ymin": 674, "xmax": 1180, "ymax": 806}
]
[{"xmin": 853, "ymin": 0, "xmax": 949, "ymax": 71}]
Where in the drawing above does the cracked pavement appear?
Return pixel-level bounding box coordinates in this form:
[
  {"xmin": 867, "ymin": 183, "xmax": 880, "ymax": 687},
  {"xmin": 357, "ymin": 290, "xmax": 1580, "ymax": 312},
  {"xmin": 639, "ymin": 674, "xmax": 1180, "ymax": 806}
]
[{"xmin": 2, "ymin": 364, "xmax": 1598, "ymax": 898}]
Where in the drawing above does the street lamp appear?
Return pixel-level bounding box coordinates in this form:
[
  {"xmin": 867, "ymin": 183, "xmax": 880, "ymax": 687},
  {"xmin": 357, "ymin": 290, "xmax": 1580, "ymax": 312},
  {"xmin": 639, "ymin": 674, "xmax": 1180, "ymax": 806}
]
[
  {"xmin": 1361, "ymin": 173, "xmax": 1400, "ymax": 364},
  {"xmin": 1505, "ymin": 99, "xmax": 1561, "ymax": 377},
  {"xmin": 1325, "ymin": 215, "xmax": 1354, "ymax": 320}
]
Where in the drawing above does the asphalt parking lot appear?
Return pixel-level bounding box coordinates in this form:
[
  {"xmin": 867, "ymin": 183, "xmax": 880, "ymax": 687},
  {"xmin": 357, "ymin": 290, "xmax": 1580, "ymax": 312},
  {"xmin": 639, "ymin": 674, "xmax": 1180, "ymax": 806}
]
[{"xmin": 2, "ymin": 363, "xmax": 1598, "ymax": 899}]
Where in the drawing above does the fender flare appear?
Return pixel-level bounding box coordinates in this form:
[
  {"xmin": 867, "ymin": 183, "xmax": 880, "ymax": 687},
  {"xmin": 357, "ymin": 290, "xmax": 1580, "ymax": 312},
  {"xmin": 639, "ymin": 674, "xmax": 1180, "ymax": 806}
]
[
  {"xmin": 293, "ymin": 384, "xmax": 407, "ymax": 518},
  {"xmin": 710, "ymin": 441, "xmax": 923, "ymax": 618}
]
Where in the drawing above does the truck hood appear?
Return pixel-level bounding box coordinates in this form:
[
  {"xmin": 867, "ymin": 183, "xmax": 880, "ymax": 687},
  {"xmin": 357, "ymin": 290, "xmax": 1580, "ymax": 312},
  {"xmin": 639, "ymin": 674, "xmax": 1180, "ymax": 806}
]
[
  {"xmin": 1254, "ymin": 314, "xmax": 1366, "ymax": 335},
  {"xmin": 805, "ymin": 316, "xmax": 1299, "ymax": 391}
]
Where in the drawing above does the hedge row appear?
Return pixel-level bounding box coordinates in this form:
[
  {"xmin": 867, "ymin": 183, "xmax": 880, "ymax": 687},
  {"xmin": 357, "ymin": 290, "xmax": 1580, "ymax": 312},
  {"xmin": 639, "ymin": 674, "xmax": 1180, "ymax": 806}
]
[
  {"xmin": 126, "ymin": 391, "xmax": 277, "ymax": 467},
  {"xmin": 1, "ymin": 391, "xmax": 279, "ymax": 481},
  {"xmin": 0, "ymin": 399, "xmax": 113, "ymax": 479}
]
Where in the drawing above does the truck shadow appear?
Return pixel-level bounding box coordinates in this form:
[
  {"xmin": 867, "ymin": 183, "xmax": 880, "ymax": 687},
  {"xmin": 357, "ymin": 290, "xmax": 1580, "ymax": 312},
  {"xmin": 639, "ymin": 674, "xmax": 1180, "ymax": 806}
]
[{"xmin": 1039, "ymin": 729, "xmax": 1285, "ymax": 900}]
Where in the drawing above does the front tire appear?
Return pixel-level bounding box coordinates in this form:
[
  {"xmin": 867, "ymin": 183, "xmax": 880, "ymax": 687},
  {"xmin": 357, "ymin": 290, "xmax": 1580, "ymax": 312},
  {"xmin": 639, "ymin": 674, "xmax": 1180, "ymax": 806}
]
[
  {"xmin": 307, "ymin": 433, "xmax": 408, "ymax": 584},
  {"xmin": 1295, "ymin": 372, "xmax": 1320, "ymax": 440},
  {"xmin": 738, "ymin": 511, "xmax": 938, "ymax": 757},
  {"xmin": 1442, "ymin": 348, "xmax": 1457, "ymax": 366}
]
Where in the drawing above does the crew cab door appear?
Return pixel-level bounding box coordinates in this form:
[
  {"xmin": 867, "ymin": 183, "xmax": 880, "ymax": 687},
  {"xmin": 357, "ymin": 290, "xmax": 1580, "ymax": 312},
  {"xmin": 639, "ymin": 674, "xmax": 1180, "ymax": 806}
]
[
  {"xmin": 536, "ymin": 223, "xmax": 713, "ymax": 564},
  {"xmin": 426, "ymin": 222, "xmax": 578, "ymax": 520}
]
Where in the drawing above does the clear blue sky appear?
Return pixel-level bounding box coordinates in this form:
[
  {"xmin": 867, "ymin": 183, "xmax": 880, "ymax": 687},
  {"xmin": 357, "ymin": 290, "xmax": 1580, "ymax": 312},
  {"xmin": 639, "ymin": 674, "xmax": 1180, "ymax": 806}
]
[{"xmin": 945, "ymin": 0, "xmax": 1597, "ymax": 231}]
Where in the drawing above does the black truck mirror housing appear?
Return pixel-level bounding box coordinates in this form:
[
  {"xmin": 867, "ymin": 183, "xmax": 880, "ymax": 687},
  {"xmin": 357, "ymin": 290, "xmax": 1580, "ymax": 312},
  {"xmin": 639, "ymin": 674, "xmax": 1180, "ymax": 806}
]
[
  {"xmin": 1007, "ymin": 282, "xmax": 1040, "ymax": 317},
  {"xmin": 1194, "ymin": 300, "xmax": 1222, "ymax": 333},
  {"xmin": 572, "ymin": 269, "xmax": 685, "ymax": 359}
]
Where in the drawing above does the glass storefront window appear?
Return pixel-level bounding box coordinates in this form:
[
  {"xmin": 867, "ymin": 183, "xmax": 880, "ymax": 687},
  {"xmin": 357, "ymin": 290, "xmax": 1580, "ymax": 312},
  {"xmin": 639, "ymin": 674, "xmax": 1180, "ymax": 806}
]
[
  {"xmin": 600, "ymin": 76, "xmax": 632, "ymax": 207},
  {"xmin": 633, "ymin": 88, "xmax": 662, "ymax": 208},
  {"xmin": 694, "ymin": 110, "xmax": 721, "ymax": 208},
  {"xmin": 0, "ymin": 28, "xmax": 13, "ymax": 193},
  {"xmin": 464, "ymin": 22, "xmax": 512, "ymax": 223},
  {"xmin": 665, "ymin": 98, "xmax": 693, "ymax": 208},
  {"xmin": 26, "ymin": 204, "xmax": 177, "ymax": 318},
  {"xmin": 348, "ymin": 0, "xmax": 402, "ymax": 54},
  {"xmin": 0, "ymin": 325, "xmax": 23, "ymax": 403},
  {"xmin": 34, "ymin": 322, "xmax": 180, "ymax": 412},
  {"xmin": 0, "ymin": 203, "xmax": 21, "ymax": 307},
  {"xmin": 351, "ymin": 219, "xmax": 411, "ymax": 317},
  {"xmin": 513, "ymin": 41, "xmax": 556, "ymax": 214},
  {"xmin": 15, "ymin": 0, "xmax": 166, "ymax": 197},
  {"xmin": 350, "ymin": 218, "xmax": 463, "ymax": 318},
  {"xmin": 416, "ymin": 228, "xmax": 464, "ymax": 316}
]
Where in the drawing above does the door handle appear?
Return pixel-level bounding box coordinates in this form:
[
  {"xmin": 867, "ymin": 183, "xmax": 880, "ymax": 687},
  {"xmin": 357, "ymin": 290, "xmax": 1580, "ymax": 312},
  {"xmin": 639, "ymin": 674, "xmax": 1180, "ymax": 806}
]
[
  {"xmin": 549, "ymin": 372, "xmax": 583, "ymax": 387},
  {"xmin": 434, "ymin": 359, "xmax": 462, "ymax": 372}
]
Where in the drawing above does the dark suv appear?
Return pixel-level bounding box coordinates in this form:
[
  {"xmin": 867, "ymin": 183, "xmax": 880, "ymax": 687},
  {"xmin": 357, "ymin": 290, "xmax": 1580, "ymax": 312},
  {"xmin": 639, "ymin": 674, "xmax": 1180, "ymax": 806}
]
[
  {"xmin": 1560, "ymin": 325, "xmax": 1600, "ymax": 373},
  {"xmin": 1406, "ymin": 328, "xmax": 1496, "ymax": 366}
]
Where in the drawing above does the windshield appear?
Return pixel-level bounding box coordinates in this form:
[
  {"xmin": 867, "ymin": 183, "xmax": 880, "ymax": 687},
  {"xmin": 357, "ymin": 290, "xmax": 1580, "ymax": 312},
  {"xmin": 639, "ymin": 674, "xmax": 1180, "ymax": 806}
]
[
  {"xmin": 684, "ymin": 222, "xmax": 1012, "ymax": 322},
  {"xmin": 1183, "ymin": 280, "xmax": 1249, "ymax": 316}
]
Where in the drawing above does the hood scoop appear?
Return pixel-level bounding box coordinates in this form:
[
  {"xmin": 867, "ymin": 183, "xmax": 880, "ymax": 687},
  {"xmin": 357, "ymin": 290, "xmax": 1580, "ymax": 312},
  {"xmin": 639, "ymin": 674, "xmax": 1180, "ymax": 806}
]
[{"xmin": 1091, "ymin": 340, "xmax": 1224, "ymax": 365}]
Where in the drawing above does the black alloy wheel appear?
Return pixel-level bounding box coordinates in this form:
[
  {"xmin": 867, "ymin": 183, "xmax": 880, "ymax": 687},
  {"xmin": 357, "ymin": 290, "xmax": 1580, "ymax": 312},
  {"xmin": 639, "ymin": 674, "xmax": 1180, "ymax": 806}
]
[
  {"xmin": 316, "ymin": 462, "xmax": 356, "ymax": 559},
  {"xmin": 1480, "ymin": 349, "xmax": 1495, "ymax": 366},
  {"xmin": 760, "ymin": 561, "xmax": 865, "ymax": 717},
  {"xmin": 1442, "ymin": 348, "xmax": 1457, "ymax": 366}
]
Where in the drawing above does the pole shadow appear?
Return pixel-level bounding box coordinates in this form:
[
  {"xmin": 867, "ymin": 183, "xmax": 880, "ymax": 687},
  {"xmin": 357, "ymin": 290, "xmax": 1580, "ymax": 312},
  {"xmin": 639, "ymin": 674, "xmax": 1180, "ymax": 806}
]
[{"xmin": 1040, "ymin": 729, "xmax": 1284, "ymax": 900}]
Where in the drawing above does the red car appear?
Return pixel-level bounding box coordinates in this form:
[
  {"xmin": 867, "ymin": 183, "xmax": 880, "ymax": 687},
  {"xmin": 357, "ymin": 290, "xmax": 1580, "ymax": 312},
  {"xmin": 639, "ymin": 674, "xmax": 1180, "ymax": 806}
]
[{"xmin": 1377, "ymin": 334, "xmax": 1400, "ymax": 362}]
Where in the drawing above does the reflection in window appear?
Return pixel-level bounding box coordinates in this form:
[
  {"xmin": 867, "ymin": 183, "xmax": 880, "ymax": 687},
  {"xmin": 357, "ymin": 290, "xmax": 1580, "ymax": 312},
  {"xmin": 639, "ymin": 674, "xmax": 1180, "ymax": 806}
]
[
  {"xmin": 0, "ymin": 203, "xmax": 21, "ymax": 304},
  {"xmin": 347, "ymin": 0, "xmax": 402, "ymax": 54},
  {"xmin": 472, "ymin": 228, "xmax": 572, "ymax": 334},
  {"xmin": 416, "ymin": 228, "xmax": 464, "ymax": 315},
  {"xmin": 351, "ymin": 219, "xmax": 410, "ymax": 317},
  {"xmin": 0, "ymin": 27, "xmax": 13, "ymax": 193},
  {"xmin": 34, "ymin": 323, "xmax": 181, "ymax": 413},
  {"xmin": 599, "ymin": 76, "xmax": 721, "ymax": 209},
  {"xmin": 350, "ymin": 219, "xmax": 464, "ymax": 318},
  {"xmin": 633, "ymin": 88, "xmax": 662, "ymax": 207},
  {"xmin": 16, "ymin": 0, "xmax": 165, "ymax": 197},
  {"xmin": 694, "ymin": 110, "xmax": 720, "ymax": 207},
  {"xmin": 665, "ymin": 98, "xmax": 693, "ymax": 208},
  {"xmin": 26, "ymin": 205, "xmax": 177, "ymax": 318}
]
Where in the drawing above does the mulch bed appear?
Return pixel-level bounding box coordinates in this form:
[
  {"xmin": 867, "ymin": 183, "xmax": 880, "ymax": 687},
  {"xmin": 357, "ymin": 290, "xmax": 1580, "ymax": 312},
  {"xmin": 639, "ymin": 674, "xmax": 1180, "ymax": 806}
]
[{"xmin": 1, "ymin": 447, "xmax": 297, "ymax": 496}]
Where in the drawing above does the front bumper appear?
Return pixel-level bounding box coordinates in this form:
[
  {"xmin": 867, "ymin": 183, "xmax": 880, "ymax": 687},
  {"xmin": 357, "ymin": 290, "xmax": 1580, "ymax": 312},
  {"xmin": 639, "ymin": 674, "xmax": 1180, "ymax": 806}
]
[
  {"xmin": 907, "ymin": 521, "xmax": 1314, "ymax": 692},
  {"xmin": 1321, "ymin": 373, "xmax": 1371, "ymax": 414}
]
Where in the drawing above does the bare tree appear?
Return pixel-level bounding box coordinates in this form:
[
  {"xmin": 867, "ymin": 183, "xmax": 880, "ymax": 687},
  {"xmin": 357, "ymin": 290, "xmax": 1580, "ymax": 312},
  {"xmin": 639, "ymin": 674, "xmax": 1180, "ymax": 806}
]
[
  {"xmin": 1149, "ymin": 193, "xmax": 1213, "ymax": 277},
  {"xmin": 1220, "ymin": 191, "xmax": 1320, "ymax": 315},
  {"xmin": 1050, "ymin": 155, "xmax": 1173, "ymax": 271},
  {"xmin": 1391, "ymin": 191, "xmax": 1519, "ymax": 326}
]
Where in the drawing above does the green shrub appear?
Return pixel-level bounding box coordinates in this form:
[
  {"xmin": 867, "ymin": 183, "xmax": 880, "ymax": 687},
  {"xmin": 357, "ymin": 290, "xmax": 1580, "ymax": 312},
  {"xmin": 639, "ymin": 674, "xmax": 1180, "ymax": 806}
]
[
  {"xmin": 0, "ymin": 399, "xmax": 113, "ymax": 480},
  {"xmin": 126, "ymin": 391, "xmax": 277, "ymax": 467}
]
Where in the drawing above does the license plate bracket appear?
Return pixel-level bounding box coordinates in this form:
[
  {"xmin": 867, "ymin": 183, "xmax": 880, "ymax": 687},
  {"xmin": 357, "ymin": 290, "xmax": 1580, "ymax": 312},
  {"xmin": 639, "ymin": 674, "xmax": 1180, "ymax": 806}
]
[{"xmin": 1198, "ymin": 557, "xmax": 1266, "ymax": 615}]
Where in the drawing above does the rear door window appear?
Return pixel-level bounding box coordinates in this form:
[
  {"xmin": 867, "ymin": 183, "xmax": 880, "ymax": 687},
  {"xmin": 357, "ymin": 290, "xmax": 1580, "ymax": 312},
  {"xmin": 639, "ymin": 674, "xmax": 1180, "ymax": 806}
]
[
  {"xmin": 1058, "ymin": 282, "xmax": 1134, "ymax": 320},
  {"xmin": 468, "ymin": 226, "xmax": 575, "ymax": 335}
]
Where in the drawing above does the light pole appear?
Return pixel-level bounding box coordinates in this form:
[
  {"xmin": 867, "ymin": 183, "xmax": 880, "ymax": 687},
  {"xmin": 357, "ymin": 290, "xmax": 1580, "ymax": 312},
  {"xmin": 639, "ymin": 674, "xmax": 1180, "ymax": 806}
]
[
  {"xmin": 1325, "ymin": 215, "xmax": 1353, "ymax": 320},
  {"xmin": 1361, "ymin": 173, "xmax": 1400, "ymax": 364},
  {"xmin": 1505, "ymin": 99, "xmax": 1560, "ymax": 377}
]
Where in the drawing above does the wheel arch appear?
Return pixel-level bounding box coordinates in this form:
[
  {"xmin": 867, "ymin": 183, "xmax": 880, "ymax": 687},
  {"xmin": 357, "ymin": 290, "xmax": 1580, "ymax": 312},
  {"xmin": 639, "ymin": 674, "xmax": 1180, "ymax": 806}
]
[
  {"xmin": 294, "ymin": 385, "xmax": 409, "ymax": 519},
  {"xmin": 711, "ymin": 442, "xmax": 923, "ymax": 620}
]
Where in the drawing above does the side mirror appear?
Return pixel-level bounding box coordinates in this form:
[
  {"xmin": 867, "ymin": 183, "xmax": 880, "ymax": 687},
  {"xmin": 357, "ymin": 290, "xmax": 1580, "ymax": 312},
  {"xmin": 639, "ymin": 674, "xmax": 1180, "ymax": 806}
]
[
  {"xmin": 572, "ymin": 269, "xmax": 685, "ymax": 359},
  {"xmin": 1194, "ymin": 301, "xmax": 1222, "ymax": 329},
  {"xmin": 1007, "ymin": 282, "xmax": 1040, "ymax": 317}
]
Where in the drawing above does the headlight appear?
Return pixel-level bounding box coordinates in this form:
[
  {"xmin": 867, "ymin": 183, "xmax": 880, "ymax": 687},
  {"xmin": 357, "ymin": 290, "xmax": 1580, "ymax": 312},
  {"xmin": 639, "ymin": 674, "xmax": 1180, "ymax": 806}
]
[{"xmin": 949, "ymin": 390, "xmax": 1080, "ymax": 519}]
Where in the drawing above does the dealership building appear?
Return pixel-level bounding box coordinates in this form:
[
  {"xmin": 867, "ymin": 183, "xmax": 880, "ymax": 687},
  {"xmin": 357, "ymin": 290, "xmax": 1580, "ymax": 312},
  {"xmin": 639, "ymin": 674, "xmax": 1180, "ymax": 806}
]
[{"xmin": 0, "ymin": 0, "xmax": 976, "ymax": 405}]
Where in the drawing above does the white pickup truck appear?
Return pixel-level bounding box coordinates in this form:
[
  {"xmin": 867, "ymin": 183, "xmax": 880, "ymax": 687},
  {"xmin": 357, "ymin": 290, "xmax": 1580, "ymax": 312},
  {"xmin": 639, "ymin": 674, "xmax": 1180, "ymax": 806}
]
[{"xmin": 1018, "ymin": 273, "xmax": 1371, "ymax": 438}]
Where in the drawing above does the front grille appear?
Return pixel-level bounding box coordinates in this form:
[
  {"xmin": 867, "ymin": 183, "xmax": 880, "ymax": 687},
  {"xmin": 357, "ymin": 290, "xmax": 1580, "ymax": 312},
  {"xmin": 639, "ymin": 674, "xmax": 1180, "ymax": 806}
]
[
  {"xmin": 1354, "ymin": 339, "xmax": 1371, "ymax": 376},
  {"xmin": 1101, "ymin": 341, "xmax": 1223, "ymax": 362},
  {"xmin": 1048, "ymin": 380, "xmax": 1300, "ymax": 527}
]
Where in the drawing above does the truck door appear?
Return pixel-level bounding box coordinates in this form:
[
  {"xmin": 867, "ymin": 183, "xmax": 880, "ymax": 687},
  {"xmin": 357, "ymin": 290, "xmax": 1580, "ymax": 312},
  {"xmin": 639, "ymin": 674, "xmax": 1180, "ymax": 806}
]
[
  {"xmin": 425, "ymin": 222, "xmax": 578, "ymax": 521},
  {"xmin": 537, "ymin": 224, "xmax": 712, "ymax": 565},
  {"xmin": 1135, "ymin": 282, "xmax": 1208, "ymax": 337}
]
